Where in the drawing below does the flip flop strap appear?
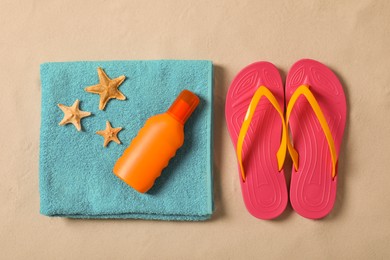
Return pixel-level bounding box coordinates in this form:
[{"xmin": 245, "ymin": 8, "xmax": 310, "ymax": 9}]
[
  {"xmin": 286, "ymin": 85, "xmax": 338, "ymax": 179},
  {"xmin": 236, "ymin": 86, "xmax": 287, "ymax": 182}
]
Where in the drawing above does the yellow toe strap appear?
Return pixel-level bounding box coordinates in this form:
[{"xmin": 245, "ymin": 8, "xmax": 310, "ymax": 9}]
[
  {"xmin": 236, "ymin": 86, "xmax": 287, "ymax": 182},
  {"xmin": 286, "ymin": 85, "xmax": 338, "ymax": 179}
]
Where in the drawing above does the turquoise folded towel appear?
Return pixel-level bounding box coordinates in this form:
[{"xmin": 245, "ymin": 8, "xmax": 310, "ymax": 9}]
[{"xmin": 39, "ymin": 60, "xmax": 213, "ymax": 221}]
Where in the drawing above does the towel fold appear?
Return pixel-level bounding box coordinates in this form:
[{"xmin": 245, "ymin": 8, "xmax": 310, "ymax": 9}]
[{"xmin": 39, "ymin": 60, "xmax": 213, "ymax": 221}]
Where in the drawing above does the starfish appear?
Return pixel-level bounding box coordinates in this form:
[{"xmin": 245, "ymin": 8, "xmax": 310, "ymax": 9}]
[
  {"xmin": 58, "ymin": 99, "xmax": 91, "ymax": 131},
  {"xmin": 85, "ymin": 67, "xmax": 126, "ymax": 110},
  {"xmin": 96, "ymin": 121, "xmax": 123, "ymax": 147}
]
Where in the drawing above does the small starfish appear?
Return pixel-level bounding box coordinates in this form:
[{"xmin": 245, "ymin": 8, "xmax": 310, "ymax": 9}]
[
  {"xmin": 96, "ymin": 121, "xmax": 123, "ymax": 147},
  {"xmin": 85, "ymin": 67, "xmax": 126, "ymax": 110},
  {"xmin": 58, "ymin": 99, "xmax": 91, "ymax": 131}
]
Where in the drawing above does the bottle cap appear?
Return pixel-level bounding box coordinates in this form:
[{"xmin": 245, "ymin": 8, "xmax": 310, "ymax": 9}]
[{"xmin": 167, "ymin": 90, "xmax": 200, "ymax": 124}]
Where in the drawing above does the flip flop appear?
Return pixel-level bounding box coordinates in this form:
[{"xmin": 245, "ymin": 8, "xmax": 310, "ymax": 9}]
[
  {"xmin": 225, "ymin": 62, "xmax": 288, "ymax": 219},
  {"xmin": 286, "ymin": 59, "xmax": 347, "ymax": 219}
]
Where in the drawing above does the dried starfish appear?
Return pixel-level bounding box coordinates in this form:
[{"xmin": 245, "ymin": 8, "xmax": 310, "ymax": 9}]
[
  {"xmin": 96, "ymin": 121, "xmax": 123, "ymax": 147},
  {"xmin": 58, "ymin": 99, "xmax": 91, "ymax": 131},
  {"xmin": 85, "ymin": 67, "xmax": 126, "ymax": 110}
]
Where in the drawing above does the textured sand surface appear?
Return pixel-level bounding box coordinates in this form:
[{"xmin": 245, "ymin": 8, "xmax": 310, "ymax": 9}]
[{"xmin": 1, "ymin": 0, "xmax": 389, "ymax": 259}]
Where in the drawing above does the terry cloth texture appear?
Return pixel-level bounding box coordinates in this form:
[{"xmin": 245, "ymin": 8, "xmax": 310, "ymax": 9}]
[{"xmin": 39, "ymin": 60, "xmax": 213, "ymax": 221}]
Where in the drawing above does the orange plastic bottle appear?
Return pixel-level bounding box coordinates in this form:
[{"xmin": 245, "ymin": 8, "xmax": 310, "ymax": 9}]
[{"xmin": 113, "ymin": 90, "xmax": 200, "ymax": 193}]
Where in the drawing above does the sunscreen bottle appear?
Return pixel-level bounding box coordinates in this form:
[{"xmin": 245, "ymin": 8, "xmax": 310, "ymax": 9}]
[{"xmin": 113, "ymin": 90, "xmax": 199, "ymax": 193}]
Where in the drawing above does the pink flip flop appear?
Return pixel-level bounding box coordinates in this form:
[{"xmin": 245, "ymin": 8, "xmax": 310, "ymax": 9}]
[
  {"xmin": 225, "ymin": 62, "xmax": 288, "ymax": 219},
  {"xmin": 286, "ymin": 59, "xmax": 347, "ymax": 219}
]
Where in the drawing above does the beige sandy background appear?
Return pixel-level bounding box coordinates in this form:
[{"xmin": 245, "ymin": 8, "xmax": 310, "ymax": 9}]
[{"xmin": 1, "ymin": 0, "xmax": 390, "ymax": 259}]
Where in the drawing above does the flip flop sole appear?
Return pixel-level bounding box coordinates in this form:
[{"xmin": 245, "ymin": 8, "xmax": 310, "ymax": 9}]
[
  {"xmin": 225, "ymin": 62, "xmax": 288, "ymax": 219},
  {"xmin": 286, "ymin": 59, "xmax": 347, "ymax": 219}
]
